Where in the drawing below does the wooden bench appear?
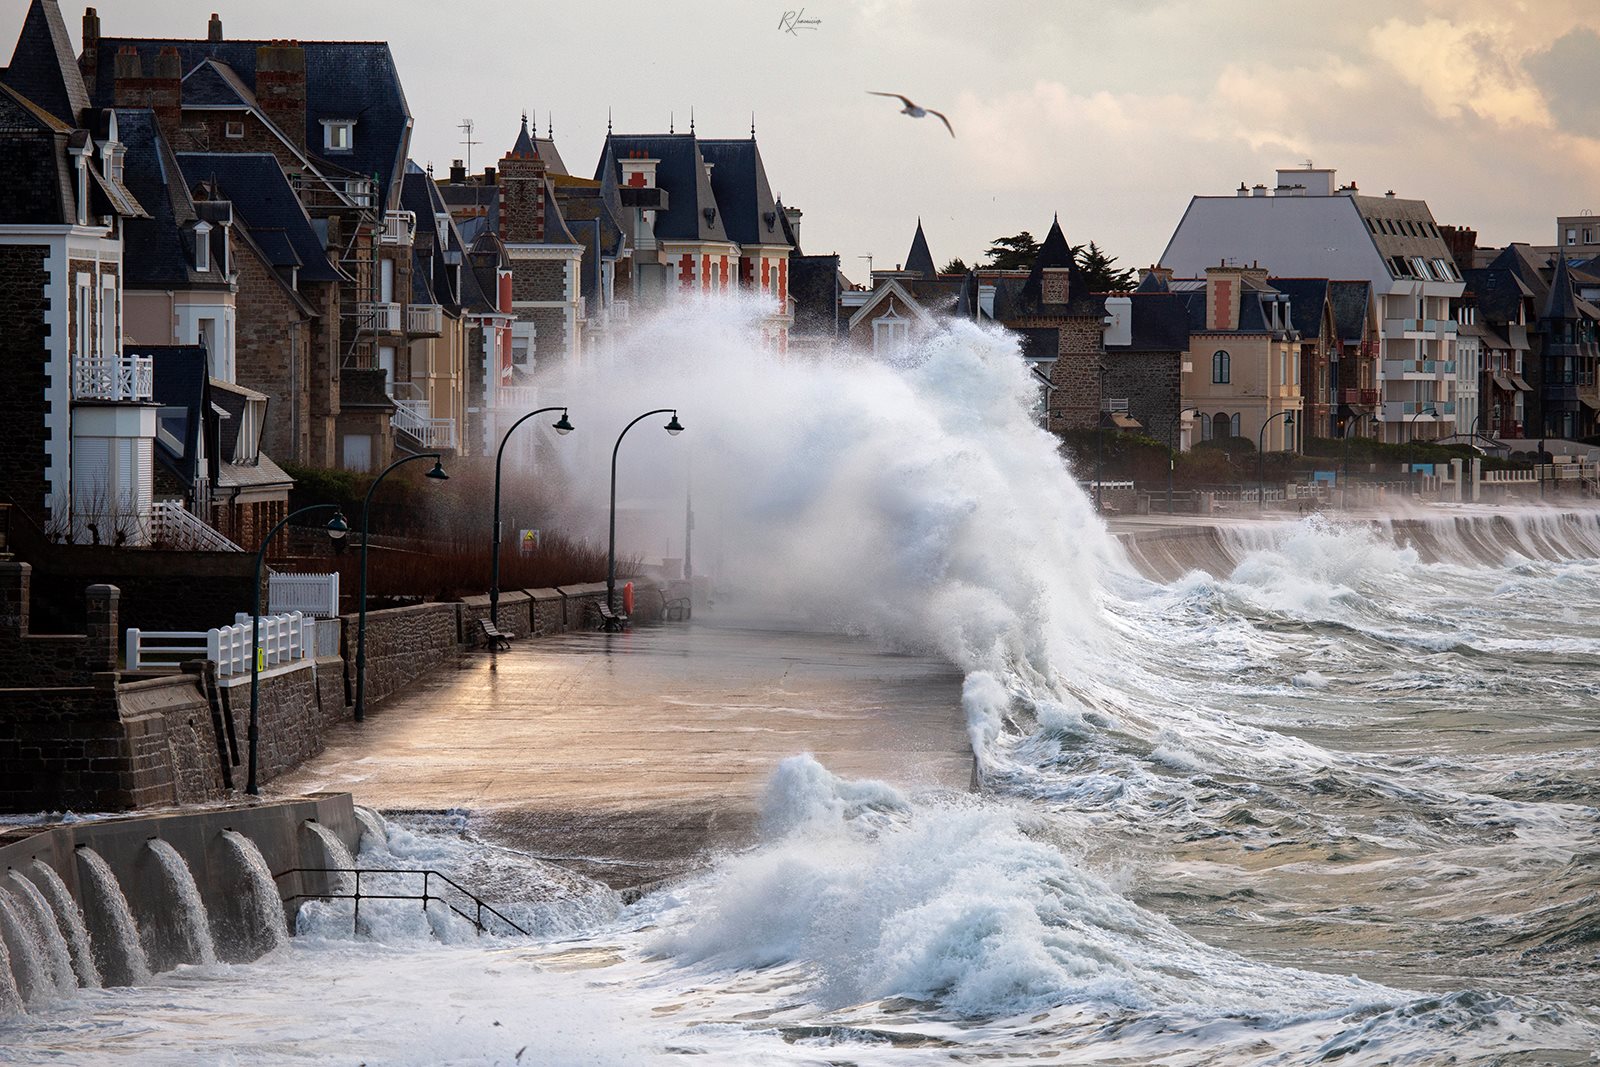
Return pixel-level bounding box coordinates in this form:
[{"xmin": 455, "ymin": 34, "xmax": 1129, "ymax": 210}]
[
  {"xmin": 663, "ymin": 597, "xmax": 692, "ymax": 622},
  {"xmin": 595, "ymin": 602, "xmax": 629, "ymax": 633},
  {"xmin": 477, "ymin": 617, "xmax": 512, "ymax": 651}
]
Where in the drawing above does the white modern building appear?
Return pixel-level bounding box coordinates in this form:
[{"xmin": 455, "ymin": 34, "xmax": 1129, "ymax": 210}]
[{"xmin": 1160, "ymin": 167, "xmax": 1464, "ymax": 443}]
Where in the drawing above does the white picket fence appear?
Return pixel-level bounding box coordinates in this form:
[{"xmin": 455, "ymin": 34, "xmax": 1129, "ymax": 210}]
[
  {"xmin": 126, "ymin": 612, "xmax": 314, "ymax": 677},
  {"xmin": 268, "ymin": 572, "xmax": 341, "ymax": 618}
]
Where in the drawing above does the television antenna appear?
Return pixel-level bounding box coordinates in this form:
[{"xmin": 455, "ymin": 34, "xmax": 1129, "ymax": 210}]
[{"xmin": 458, "ymin": 119, "xmax": 480, "ymax": 174}]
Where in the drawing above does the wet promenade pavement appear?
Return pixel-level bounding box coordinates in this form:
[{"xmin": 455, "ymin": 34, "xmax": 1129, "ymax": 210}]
[{"xmin": 272, "ymin": 621, "xmax": 970, "ymax": 886}]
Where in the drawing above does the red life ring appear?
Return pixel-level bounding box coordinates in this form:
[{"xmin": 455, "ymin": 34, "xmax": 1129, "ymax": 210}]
[{"xmin": 622, "ymin": 582, "xmax": 634, "ymax": 615}]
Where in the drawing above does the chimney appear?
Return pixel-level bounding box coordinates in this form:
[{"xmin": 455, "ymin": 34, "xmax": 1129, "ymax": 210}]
[
  {"xmin": 1205, "ymin": 264, "xmax": 1243, "ymax": 331},
  {"xmin": 498, "ymin": 144, "xmax": 546, "ymax": 245},
  {"xmin": 620, "ymin": 154, "xmax": 659, "ymax": 189},
  {"xmin": 483, "ymin": 166, "xmax": 496, "ymax": 185},
  {"xmin": 1040, "ymin": 267, "xmax": 1072, "ymax": 304},
  {"xmin": 256, "ymin": 42, "xmax": 307, "ymax": 156},
  {"xmin": 1251, "ymin": 184, "xmax": 1267, "ymax": 197},
  {"xmin": 112, "ymin": 46, "xmax": 181, "ymax": 142},
  {"xmin": 80, "ymin": 8, "xmax": 101, "ymax": 97},
  {"xmin": 449, "ymin": 158, "xmax": 466, "ymax": 184},
  {"xmin": 208, "ymin": 12, "xmax": 223, "ymax": 42},
  {"xmin": 1236, "ymin": 182, "xmax": 1249, "ymax": 198},
  {"xmin": 1139, "ymin": 264, "xmax": 1173, "ymax": 287},
  {"xmin": 782, "ymin": 204, "xmax": 803, "ymax": 247}
]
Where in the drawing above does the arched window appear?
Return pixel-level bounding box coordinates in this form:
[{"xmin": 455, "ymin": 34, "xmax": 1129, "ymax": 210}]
[
  {"xmin": 1231, "ymin": 413, "xmax": 1242, "ymax": 437},
  {"xmin": 1212, "ymin": 412, "xmax": 1232, "ymax": 441},
  {"xmin": 1212, "ymin": 350, "xmax": 1231, "ymax": 383}
]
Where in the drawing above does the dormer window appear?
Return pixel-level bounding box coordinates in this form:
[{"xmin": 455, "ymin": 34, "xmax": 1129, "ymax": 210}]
[
  {"xmin": 226, "ymin": 121, "xmax": 245, "ymax": 139},
  {"xmin": 194, "ymin": 221, "xmax": 212, "ymax": 272},
  {"xmin": 321, "ymin": 119, "xmax": 355, "ymax": 153}
]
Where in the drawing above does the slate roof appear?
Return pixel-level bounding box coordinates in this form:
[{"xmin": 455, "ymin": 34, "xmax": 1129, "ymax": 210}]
[
  {"xmin": 1486, "ymin": 244, "xmax": 1551, "ymax": 307},
  {"xmin": 90, "ymin": 38, "xmax": 412, "ymax": 207},
  {"xmin": 180, "ymin": 59, "xmax": 257, "ymax": 108},
  {"xmin": 1544, "ymin": 253, "xmax": 1580, "ymax": 323},
  {"xmin": 144, "ymin": 345, "xmax": 215, "ymax": 491},
  {"xmin": 177, "ymin": 152, "xmax": 342, "ymax": 283},
  {"xmin": 1351, "ymin": 194, "xmax": 1459, "ymax": 280},
  {"xmin": 696, "ymin": 138, "xmax": 789, "ymax": 248},
  {"xmin": 0, "ymin": 81, "xmax": 75, "ymax": 224},
  {"xmin": 904, "ymin": 219, "xmax": 935, "ymax": 278},
  {"xmin": 1463, "ymin": 266, "xmax": 1534, "ymax": 324},
  {"xmin": 1268, "ymin": 278, "xmax": 1330, "ymax": 338},
  {"xmin": 597, "ymin": 134, "xmax": 732, "ymax": 243},
  {"xmin": 401, "ymin": 160, "xmax": 468, "ymax": 312},
  {"xmin": 2, "ymin": 0, "xmax": 89, "ymax": 127},
  {"xmin": 1111, "ymin": 292, "xmax": 1191, "ymax": 351},
  {"xmin": 557, "ymin": 186, "xmax": 628, "ymax": 303},
  {"xmin": 116, "ymin": 109, "xmax": 227, "ymax": 290},
  {"xmin": 789, "ymin": 254, "xmax": 841, "ymax": 339},
  {"xmin": 1328, "ymin": 280, "xmax": 1372, "ymax": 342},
  {"xmin": 1007, "ymin": 217, "xmax": 1095, "ymax": 317}
]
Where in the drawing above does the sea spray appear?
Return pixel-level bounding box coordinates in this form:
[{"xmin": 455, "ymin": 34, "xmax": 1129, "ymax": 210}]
[
  {"xmin": 4, "ymin": 872, "xmax": 76, "ymax": 996},
  {"xmin": 75, "ymin": 848, "xmax": 151, "ymax": 984},
  {"xmin": 354, "ymin": 806, "xmax": 389, "ymax": 856},
  {"xmin": 147, "ymin": 839, "xmax": 218, "ymax": 966},
  {"xmin": 221, "ymin": 831, "xmax": 288, "ymax": 954},
  {"xmin": 28, "ymin": 860, "xmax": 100, "ymax": 987}
]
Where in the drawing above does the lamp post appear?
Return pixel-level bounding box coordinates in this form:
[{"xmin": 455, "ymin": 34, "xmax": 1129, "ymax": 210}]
[
  {"xmin": 1408, "ymin": 406, "xmax": 1437, "ymax": 481},
  {"xmin": 1257, "ymin": 410, "xmax": 1296, "ymax": 509},
  {"xmin": 608, "ymin": 410, "xmax": 684, "ymax": 617},
  {"xmin": 1342, "ymin": 411, "xmax": 1375, "ymax": 486},
  {"xmin": 247, "ymin": 505, "xmax": 348, "ymax": 795},
  {"xmin": 1094, "ymin": 362, "xmax": 1107, "ymax": 513},
  {"xmin": 354, "ymin": 452, "xmax": 448, "ymax": 721},
  {"xmin": 490, "ymin": 407, "xmax": 573, "ymax": 627}
]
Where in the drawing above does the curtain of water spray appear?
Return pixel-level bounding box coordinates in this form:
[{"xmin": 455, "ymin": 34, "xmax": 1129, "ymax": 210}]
[
  {"xmin": 27, "ymin": 860, "xmax": 100, "ymax": 988},
  {"xmin": 354, "ymin": 807, "xmax": 389, "ymax": 856},
  {"xmin": 221, "ymin": 831, "xmax": 289, "ymax": 953},
  {"xmin": 147, "ymin": 840, "xmax": 218, "ymax": 966},
  {"xmin": 4, "ymin": 873, "xmax": 76, "ymax": 997},
  {"xmin": 0, "ymin": 889, "xmax": 51, "ymax": 1006},
  {"xmin": 75, "ymin": 849, "xmax": 151, "ymax": 985}
]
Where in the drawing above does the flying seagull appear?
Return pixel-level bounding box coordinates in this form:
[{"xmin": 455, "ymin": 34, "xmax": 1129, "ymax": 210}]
[{"xmin": 868, "ymin": 92, "xmax": 954, "ymax": 137}]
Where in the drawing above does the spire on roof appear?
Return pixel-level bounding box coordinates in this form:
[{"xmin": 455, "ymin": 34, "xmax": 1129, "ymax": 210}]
[
  {"xmin": 607, "ymin": 108, "xmax": 613, "ymax": 135},
  {"xmin": 751, "ymin": 112, "xmax": 756, "ymax": 139},
  {"xmin": 689, "ymin": 106, "xmax": 695, "ymax": 134},
  {"xmin": 547, "ymin": 115, "xmax": 552, "ymax": 139},
  {"xmin": 3, "ymin": 0, "xmax": 92, "ymax": 126},
  {"xmin": 670, "ymin": 111, "xmax": 674, "ymax": 134},
  {"xmin": 511, "ymin": 111, "xmax": 538, "ymax": 159},
  {"xmin": 1035, "ymin": 215, "xmax": 1074, "ymax": 269},
  {"xmin": 905, "ymin": 217, "xmax": 936, "ymax": 279},
  {"xmin": 1545, "ymin": 252, "xmax": 1580, "ymax": 323}
]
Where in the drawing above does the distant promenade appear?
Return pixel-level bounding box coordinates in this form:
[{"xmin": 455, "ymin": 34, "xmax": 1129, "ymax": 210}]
[{"xmin": 271, "ymin": 621, "xmax": 970, "ymax": 887}]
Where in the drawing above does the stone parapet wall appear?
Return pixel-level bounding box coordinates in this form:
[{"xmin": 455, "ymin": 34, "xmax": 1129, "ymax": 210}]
[
  {"xmin": 459, "ymin": 591, "xmax": 533, "ymax": 639},
  {"xmin": 342, "ymin": 601, "xmax": 459, "ymax": 708}
]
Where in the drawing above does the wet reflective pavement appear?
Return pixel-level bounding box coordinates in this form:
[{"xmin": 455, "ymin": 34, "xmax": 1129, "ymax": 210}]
[{"xmin": 271, "ymin": 620, "xmax": 970, "ymax": 886}]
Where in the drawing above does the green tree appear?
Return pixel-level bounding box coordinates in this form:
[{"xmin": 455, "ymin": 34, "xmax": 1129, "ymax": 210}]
[
  {"xmin": 1077, "ymin": 240, "xmax": 1136, "ymax": 291},
  {"xmin": 941, "ymin": 257, "xmax": 970, "ymax": 275},
  {"xmin": 980, "ymin": 231, "xmax": 1040, "ymax": 271}
]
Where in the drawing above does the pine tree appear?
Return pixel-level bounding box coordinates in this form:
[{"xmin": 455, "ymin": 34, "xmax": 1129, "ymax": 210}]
[
  {"xmin": 980, "ymin": 232, "xmax": 1040, "ymax": 271},
  {"xmin": 1076, "ymin": 241, "xmax": 1136, "ymax": 291},
  {"xmin": 941, "ymin": 257, "xmax": 970, "ymax": 275}
]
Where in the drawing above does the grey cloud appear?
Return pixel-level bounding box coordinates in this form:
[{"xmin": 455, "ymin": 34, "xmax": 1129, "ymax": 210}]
[{"xmin": 1525, "ymin": 27, "xmax": 1600, "ymax": 133}]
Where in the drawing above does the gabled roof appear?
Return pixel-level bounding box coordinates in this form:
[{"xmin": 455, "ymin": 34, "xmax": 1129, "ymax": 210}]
[
  {"xmin": 904, "ymin": 218, "xmax": 935, "ymax": 279},
  {"xmin": 1464, "ymin": 265, "xmax": 1535, "ymax": 324},
  {"xmin": 848, "ymin": 278, "xmax": 936, "ymax": 331},
  {"xmin": 177, "ymin": 152, "xmax": 342, "ymax": 283},
  {"xmin": 117, "ymin": 109, "xmax": 225, "ymax": 290},
  {"xmin": 1328, "ymin": 280, "xmax": 1372, "ymax": 342},
  {"xmin": 90, "ymin": 38, "xmax": 412, "ymax": 208},
  {"xmin": 402, "ymin": 160, "xmax": 467, "ymax": 311},
  {"xmin": 2, "ymin": 0, "xmax": 89, "ymax": 127},
  {"xmin": 1486, "ymin": 244, "xmax": 1551, "ymax": 306},
  {"xmin": 597, "ymin": 133, "xmax": 731, "ymax": 243},
  {"xmin": 180, "ymin": 59, "xmax": 257, "ymax": 109},
  {"xmin": 696, "ymin": 137, "xmax": 788, "ymax": 248},
  {"xmin": 0, "ymin": 81, "xmax": 75, "ymax": 224}
]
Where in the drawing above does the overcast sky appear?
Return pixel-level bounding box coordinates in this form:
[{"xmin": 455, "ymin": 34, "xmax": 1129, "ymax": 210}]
[{"xmin": 10, "ymin": 0, "xmax": 1600, "ymax": 280}]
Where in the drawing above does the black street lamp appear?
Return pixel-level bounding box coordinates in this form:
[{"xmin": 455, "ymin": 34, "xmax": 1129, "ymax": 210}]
[
  {"xmin": 1408, "ymin": 406, "xmax": 1437, "ymax": 479},
  {"xmin": 247, "ymin": 505, "xmax": 347, "ymax": 795},
  {"xmin": 490, "ymin": 407, "xmax": 573, "ymax": 627},
  {"xmin": 1257, "ymin": 410, "xmax": 1296, "ymax": 509},
  {"xmin": 1094, "ymin": 362, "xmax": 1107, "ymax": 513},
  {"xmin": 607, "ymin": 410, "xmax": 683, "ymax": 620},
  {"xmin": 1169, "ymin": 407, "xmax": 1198, "ymax": 515},
  {"xmin": 1342, "ymin": 411, "xmax": 1375, "ymax": 486},
  {"xmin": 354, "ymin": 453, "xmax": 448, "ymax": 721}
]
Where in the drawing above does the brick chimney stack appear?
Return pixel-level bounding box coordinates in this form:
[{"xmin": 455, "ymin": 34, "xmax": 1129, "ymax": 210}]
[
  {"xmin": 1205, "ymin": 264, "xmax": 1244, "ymax": 331},
  {"xmin": 208, "ymin": 12, "xmax": 223, "ymax": 42},
  {"xmin": 498, "ymin": 120, "xmax": 546, "ymax": 245},
  {"xmin": 256, "ymin": 42, "xmax": 307, "ymax": 156},
  {"xmin": 449, "ymin": 158, "xmax": 466, "ymax": 184},
  {"xmin": 80, "ymin": 8, "xmax": 101, "ymax": 97},
  {"xmin": 1040, "ymin": 267, "xmax": 1071, "ymax": 305},
  {"xmin": 112, "ymin": 46, "xmax": 183, "ymax": 143}
]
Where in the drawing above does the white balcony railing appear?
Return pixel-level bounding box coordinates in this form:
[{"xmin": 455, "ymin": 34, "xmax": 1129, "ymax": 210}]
[
  {"xmin": 149, "ymin": 500, "xmax": 243, "ymax": 551},
  {"xmin": 390, "ymin": 397, "xmax": 457, "ymax": 450},
  {"xmin": 380, "ymin": 210, "xmax": 416, "ymax": 245},
  {"xmin": 359, "ymin": 301, "xmax": 402, "ymax": 333},
  {"xmin": 267, "ymin": 572, "xmax": 341, "ymax": 618},
  {"xmin": 1382, "ymin": 401, "xmax": 1457, "ymax": 420},
  {"xmin": 73, "ymin": 352, "xmax": 153, "ymax": 402},
  {"xmin": 495, "ymin": 384, "xmax": 539, "ymax": 410},
  {"xmin": 406, "ymin": 303, "xmax": 443, "ymax": 335}
]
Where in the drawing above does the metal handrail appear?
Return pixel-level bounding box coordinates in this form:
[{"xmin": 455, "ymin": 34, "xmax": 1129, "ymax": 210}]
[{"xmin": 274, "ymin": 866, "xmax": 529, "ymax": 937}]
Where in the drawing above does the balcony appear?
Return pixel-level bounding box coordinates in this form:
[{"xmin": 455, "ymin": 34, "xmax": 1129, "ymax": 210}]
[
  {"xmin": 380, "ymin": 210, "xmax": 416, "ymax": 246},
  {"xmin": 286, "ymin": 172, "xmax": 376, "ymax": 211},
  {"xmin": 406, "ymin": 303, "xmax": 443, "ymax": 336},
  {"xmin": 1383, "ymin": 318, "xmax": 1429, "ymax": 339},
  {"xmin": 1339, "ymin": 388, "xmax": 1379, "ymax": 405},
  {"xmin": 358, "ymin": 301, "xmax": 402, "ymax": 334},
  {"xmin": 1382, "ymin": 359, "xmax": 1457, "ymax": 379},
  {"xmin": 73, "ymin": 352, "xmax": 153, "ymax": 402},
  {"xmin": 495, "ymin": 384, "xmax": 539, "ymax": 410},
  {"xmin": 390, "ymin": 396, "xmax": 456, "ymax": 450}
]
